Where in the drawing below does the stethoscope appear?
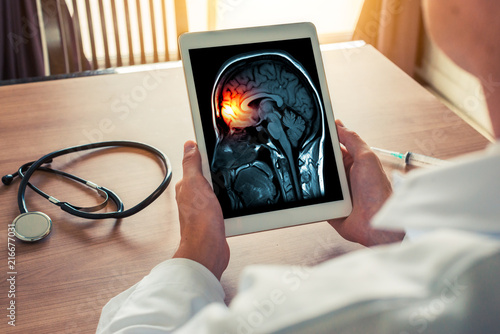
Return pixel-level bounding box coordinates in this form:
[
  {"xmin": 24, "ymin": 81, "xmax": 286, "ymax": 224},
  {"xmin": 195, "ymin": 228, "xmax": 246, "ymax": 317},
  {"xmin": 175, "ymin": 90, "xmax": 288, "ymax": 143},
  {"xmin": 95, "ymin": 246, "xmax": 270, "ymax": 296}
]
[{"xmin": 2, "ymin": 141, "xmax": 172, "ymax": 242}]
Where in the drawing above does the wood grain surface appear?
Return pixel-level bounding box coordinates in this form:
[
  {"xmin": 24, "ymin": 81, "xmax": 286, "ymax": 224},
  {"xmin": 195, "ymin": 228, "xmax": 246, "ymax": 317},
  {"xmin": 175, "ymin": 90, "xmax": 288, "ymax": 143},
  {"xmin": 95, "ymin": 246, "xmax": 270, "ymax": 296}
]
[{"xmin": 0, "ymin": 44, "xmax": 489, "ymax": 333}]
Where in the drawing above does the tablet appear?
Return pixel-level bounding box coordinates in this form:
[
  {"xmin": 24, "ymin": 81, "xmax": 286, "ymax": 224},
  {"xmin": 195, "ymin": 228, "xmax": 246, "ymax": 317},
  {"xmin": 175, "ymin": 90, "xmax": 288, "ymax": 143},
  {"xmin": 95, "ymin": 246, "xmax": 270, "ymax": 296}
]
[{"xmin": 179, "ymin": 22, "xmax": 351, "ymax": 236}]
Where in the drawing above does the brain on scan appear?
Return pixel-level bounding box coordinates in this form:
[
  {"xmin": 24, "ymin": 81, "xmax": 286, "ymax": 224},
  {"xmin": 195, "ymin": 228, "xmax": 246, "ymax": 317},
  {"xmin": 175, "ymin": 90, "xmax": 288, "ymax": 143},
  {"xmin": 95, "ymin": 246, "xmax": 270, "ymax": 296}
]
[{"xmin": 211, "ymin": 51, "xmax": 325, "ymax": 211}]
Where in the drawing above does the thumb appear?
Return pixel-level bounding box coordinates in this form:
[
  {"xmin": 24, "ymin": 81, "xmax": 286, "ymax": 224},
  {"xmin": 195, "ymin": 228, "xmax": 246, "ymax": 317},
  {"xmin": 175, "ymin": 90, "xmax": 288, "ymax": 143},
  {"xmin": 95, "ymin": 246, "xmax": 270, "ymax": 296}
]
[
  {"xmin": 182, "ymin": 141, "xmax": 203, "ymax": 178},
  {"xmin": 335, "ymin": 119, "xmax": 371, "ymax": 158}
]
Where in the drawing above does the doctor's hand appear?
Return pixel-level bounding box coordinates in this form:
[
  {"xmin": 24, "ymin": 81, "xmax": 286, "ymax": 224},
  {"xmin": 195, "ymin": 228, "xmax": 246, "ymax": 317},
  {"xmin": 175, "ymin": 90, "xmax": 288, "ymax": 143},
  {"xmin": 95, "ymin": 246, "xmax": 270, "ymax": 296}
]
[
  {"xmin": 173, "ymin": 141, "xmax": 230, "ymax": 280},
  {"xmin": 328, "ymin": 120, "xmax": 405, "ymax": 247}
]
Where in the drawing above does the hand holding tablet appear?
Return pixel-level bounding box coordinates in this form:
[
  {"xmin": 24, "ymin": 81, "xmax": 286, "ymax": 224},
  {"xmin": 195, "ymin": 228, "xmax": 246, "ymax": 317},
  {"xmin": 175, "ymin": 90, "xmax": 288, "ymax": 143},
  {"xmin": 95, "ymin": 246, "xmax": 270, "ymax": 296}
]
[{"xmin": 179, "ymin": 22, "xmax": 351, "ymax": 236}]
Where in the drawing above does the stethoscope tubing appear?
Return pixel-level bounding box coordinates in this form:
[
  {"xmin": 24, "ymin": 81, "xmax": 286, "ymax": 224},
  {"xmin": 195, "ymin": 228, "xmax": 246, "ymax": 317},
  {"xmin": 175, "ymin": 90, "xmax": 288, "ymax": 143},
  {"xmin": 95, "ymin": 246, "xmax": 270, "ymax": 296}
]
[
  {"xmin": 17, "ymin": 163, "xmax": 121, "ymax": 213},
  {"xmin": 17, "ymin": 141, "xmax": 172, "ymax": 219}
]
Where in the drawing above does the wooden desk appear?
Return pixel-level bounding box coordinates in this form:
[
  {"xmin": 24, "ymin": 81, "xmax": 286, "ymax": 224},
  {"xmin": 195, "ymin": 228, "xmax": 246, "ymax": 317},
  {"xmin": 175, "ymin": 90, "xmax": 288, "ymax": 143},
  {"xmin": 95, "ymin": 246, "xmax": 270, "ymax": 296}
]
[{"xmin": 0, "ymin": 44, "xmax": 489, "ymax": 333}]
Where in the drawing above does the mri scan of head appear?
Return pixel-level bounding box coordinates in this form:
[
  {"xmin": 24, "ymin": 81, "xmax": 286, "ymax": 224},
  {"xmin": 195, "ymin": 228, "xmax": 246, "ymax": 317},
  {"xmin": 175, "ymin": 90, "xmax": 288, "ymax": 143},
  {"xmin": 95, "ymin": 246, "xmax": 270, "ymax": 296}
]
[{"xmin": 211, "ymin": 51, "xmax": 325, "ymax": 211}]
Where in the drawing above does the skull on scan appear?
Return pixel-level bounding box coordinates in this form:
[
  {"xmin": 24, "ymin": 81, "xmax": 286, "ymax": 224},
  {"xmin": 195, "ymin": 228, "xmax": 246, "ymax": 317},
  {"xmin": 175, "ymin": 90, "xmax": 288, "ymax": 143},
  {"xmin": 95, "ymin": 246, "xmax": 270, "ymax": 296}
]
[{"xmin": 211, "ymin": 51, "xmax": 325, "ymax": 210}]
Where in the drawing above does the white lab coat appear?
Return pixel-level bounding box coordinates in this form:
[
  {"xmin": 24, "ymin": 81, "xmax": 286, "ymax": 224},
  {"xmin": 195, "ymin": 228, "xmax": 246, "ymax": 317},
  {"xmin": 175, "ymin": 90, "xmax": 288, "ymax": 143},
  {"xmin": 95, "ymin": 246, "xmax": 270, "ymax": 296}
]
[{"xmin": 97, "ymin": 143, "xmax": 500, "ymax": 334}]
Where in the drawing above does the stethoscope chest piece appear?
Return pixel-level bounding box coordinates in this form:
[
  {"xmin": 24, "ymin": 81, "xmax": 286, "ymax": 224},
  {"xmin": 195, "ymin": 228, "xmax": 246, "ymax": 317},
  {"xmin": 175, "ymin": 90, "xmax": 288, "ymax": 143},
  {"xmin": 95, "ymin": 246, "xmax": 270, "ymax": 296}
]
[{"xmin": 13, "ymin": 212, "xmax": 52, "ymax": 242}]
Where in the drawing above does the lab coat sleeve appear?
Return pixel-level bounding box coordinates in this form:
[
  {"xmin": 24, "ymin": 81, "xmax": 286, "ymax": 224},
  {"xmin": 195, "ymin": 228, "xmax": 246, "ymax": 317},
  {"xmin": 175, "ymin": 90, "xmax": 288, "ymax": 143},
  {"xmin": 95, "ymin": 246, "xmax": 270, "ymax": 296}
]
[
  {"xmin": 96, "ymin": 258, "xmax": 225, "ymax": 334},
  {"xmin": 97, "ymin": 231, "xmax": 500, "ymax": 334},
  {"xmin": 173, "ymin": 230, "xmax": 500, "ymax": 334}
]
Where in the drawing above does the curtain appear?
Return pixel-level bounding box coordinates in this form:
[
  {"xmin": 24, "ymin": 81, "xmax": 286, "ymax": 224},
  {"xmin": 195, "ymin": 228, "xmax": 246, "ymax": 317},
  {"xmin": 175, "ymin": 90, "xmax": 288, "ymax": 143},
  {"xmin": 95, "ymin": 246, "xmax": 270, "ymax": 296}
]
[
  {"xmin": 41, "ymin": 0, "xmax": 91, "ymax": 75},
  {"xmin": 353, "ymin": 0, "xmax": 422, "ymax": 76},
  {"xmin": 0, "ymin": 0, "xmax": 45, "ymax": 81}
]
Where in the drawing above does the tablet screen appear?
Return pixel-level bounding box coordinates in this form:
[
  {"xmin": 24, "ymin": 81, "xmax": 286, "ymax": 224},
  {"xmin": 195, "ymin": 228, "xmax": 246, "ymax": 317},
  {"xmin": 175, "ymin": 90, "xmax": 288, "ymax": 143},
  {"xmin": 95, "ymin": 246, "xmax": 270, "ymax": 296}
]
[{"xmin": 187, "ymin": 37, "xmax": 344, "ymax": 219}]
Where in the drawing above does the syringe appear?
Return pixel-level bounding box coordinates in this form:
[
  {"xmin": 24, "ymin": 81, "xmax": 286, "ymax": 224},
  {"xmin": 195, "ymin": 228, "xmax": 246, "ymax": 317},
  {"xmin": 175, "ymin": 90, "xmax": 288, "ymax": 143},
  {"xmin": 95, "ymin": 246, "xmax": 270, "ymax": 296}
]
[{"xmin": 371, "ymin": 147, "xmax": 450, "ymax": 167}]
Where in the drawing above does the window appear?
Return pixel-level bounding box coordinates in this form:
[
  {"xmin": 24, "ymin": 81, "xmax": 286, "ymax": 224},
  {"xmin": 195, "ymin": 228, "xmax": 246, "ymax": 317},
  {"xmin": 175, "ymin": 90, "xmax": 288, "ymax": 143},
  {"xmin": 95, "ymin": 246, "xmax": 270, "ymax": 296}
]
[
  {"xmin": 193, "ymin": 0, "xmax": 364, "ymax": 44},
  {"xmin": 70, "ymin": 0, "xmax": 363, "ymax": 68}
]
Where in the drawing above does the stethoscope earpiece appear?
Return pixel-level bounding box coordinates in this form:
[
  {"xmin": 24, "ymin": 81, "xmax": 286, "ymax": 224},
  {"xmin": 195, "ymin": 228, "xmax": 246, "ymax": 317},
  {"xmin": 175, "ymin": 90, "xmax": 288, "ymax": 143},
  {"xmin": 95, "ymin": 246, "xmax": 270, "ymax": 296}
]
[
  {"xmin": 2, "ymin": 174, "xmax": 15, "ymax": 185},
  {"xmin": 12, "ymin": 212, "xmax": 52, "ymax": 242}
]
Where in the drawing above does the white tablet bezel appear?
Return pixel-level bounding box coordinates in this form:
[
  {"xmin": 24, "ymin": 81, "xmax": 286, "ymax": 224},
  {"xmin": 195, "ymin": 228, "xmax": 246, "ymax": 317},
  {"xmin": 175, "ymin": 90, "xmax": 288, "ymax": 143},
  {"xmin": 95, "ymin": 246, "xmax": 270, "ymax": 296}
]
[{"xmin": 179, "ymin": 22, "xmax": 351, "ymax": 236}]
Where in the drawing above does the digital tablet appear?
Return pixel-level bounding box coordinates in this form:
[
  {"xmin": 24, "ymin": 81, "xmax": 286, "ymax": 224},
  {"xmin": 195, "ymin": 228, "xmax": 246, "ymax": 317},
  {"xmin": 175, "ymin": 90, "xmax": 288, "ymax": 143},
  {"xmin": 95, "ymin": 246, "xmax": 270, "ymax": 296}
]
[{"xmin": 179, "ymin": 22, "xmax": 351, "ymax": 236}]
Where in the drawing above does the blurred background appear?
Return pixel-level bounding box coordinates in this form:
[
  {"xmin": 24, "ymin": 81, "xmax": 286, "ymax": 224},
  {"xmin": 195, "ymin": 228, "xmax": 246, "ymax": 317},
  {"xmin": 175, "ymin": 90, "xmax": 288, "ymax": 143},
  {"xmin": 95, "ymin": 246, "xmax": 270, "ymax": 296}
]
[{"xmin": 0, "ymin": 0, "xmax": 492, "ymax": 139}]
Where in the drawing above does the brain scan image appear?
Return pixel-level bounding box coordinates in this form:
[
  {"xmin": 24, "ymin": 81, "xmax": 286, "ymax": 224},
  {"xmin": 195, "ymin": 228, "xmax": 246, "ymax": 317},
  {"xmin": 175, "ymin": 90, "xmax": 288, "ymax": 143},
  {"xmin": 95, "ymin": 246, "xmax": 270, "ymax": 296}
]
[{"xmin": 210, "ymin": 51, "xmax": 326, "ymax": 211}]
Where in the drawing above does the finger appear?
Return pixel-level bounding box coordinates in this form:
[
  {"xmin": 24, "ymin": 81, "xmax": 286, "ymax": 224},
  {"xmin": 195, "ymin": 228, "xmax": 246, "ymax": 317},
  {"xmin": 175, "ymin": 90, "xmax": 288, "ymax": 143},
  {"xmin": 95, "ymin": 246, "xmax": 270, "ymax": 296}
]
[
  {"xmin": 182, "ymin": 140, "xmax": 203, "ymax": 178},
  {"xmin": 175, "ymin": 179, "xmax": 182, "ymax": 197},
  {"xmin": 327, "ymin": 218, "xmax": 343, "ymax": 229},
  {"xmin": 327, "ymin": 218, "xmax": 349, "ymax": 240},
  {"xmin": 339, "ymin": 144, "xmax": 351, "ymax": 162},
  {"xmin": 335, "ymin": 119, "xmax": 371, "ymax": 158}
]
